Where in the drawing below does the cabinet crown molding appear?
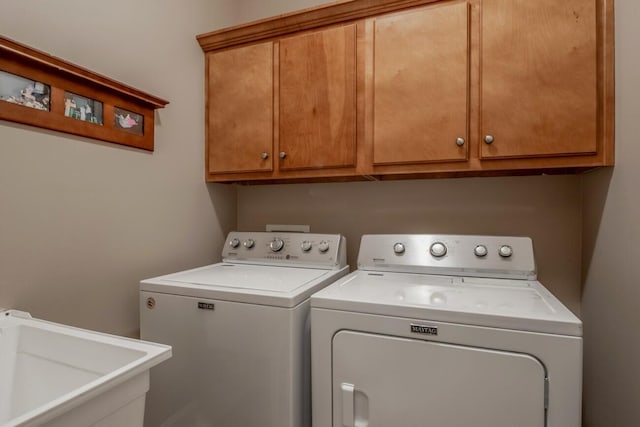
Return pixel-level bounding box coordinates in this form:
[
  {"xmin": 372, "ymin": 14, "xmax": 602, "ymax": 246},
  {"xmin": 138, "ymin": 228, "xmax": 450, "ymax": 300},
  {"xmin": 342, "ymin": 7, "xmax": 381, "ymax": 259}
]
[{"xmin": 196, "ymin": 0, "xmax": 442, "ymax": 51}]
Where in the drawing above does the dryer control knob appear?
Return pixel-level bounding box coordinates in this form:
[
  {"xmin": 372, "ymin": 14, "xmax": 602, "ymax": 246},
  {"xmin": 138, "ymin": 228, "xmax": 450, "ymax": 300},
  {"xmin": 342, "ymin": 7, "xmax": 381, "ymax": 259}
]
[
  {"xmin": 393, "ymin": 243, "xmax": 405, "ymax": 254},
  {"xmin": 318, "ymin": 241, "xmax": 330, "ymax": 253},
  {"xmin": 243, "ymin": 239, "xmax": 255, "ymax": 249},
  {"xmin": 499, "ymin": 245, "xmax": 513, "ymax": 258},
  {"xmin": 301, "ymin": 240, "xmax": 312, "ymax": 252},
  {"xmin": 430, "ymin": 242, "xmax": 447, "ymax": 258},
  {"xmin": 474, "ymin": 245, "xmax": 488, "ymax": 257},
  {"xmin": 269, "ymin": 238, "xmax": 285, "ymax": 252},
  {"xmin": 229, "ymin": 238, "xmax": 240, "ymax": 249}
]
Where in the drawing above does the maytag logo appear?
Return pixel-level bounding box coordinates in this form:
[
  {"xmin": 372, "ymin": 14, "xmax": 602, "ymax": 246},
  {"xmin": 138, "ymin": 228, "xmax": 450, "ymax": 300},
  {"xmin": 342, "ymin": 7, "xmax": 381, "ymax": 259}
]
[
  {"xmin": 198, "ymin": 302, "xmax": 215, "ymax": 311},
  {"xmin": 411, "ymin": 324, "xmax": 438, "ymax": 336}
]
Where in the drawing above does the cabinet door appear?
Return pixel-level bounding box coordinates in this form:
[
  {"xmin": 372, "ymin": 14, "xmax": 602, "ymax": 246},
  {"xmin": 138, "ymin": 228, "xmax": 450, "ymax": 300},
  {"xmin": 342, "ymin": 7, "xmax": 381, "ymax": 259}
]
[
  {"xmin": 373, "ymin": 1, "xmax": 469, "ymax": 165},
  {"xmin": 207, "ymin": 42, "xmax": 273, "ymax": 174},
  {"xmin": 279, "ymin": 25, "xmax": 357, "ymax": 171},
  {"xmin": 480, "ymin": 0, "xmax": 597, "ymax": 159}
]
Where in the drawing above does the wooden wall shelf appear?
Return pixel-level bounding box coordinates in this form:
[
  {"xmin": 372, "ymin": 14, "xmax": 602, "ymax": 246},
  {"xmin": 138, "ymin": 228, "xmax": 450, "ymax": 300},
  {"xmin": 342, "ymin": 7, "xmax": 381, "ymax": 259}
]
[{"xmin": 0, "ymin": 36, "xmax": 169, "ymax": 151}]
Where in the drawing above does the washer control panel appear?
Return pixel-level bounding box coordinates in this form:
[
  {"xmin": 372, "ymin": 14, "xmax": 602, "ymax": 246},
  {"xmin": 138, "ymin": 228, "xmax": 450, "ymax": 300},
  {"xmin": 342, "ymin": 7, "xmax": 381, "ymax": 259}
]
[
  {"xmin": 358, "ymin": 234, "xmax": 536, "ymax": 280},
  {"xmin": 222, "ymin": 232, "xmax": 346, "ymax": 268}
]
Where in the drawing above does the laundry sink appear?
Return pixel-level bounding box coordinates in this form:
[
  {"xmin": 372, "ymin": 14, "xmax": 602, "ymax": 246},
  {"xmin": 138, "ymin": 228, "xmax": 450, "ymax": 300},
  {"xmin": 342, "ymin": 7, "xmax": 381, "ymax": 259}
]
[{"xmin": 0, "ymin": 310, "xmax": 171, "ymax": 427}]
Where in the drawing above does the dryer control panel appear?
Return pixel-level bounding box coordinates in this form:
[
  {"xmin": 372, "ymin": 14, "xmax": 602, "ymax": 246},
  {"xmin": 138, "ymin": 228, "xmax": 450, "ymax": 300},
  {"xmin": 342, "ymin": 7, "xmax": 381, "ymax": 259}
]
[
  {"xmin": 357, "ymin": 234, "xmax": 536, "ymax": 280},
  {"xmin": 222, "ymin": 232, "xmax": 347, "ymax": 269}
]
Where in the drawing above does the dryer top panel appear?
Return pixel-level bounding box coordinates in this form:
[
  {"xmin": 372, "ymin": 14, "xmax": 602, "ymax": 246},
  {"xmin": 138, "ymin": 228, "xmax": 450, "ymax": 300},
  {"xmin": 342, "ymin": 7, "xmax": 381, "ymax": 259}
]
[{"xmin": 311, "ymin": 270, "xmax": 581, "ymax": 336}]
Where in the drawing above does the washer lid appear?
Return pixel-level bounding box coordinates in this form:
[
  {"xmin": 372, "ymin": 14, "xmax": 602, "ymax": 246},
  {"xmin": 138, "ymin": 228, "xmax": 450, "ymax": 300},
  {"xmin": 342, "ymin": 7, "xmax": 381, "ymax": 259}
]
[
  {"xmin": 311, "ymin": 270, "xmax": 582, "ymax": 336},
  {"xmin": 141, "ymin": 263, "xmax": 349, "ymax": 307}
]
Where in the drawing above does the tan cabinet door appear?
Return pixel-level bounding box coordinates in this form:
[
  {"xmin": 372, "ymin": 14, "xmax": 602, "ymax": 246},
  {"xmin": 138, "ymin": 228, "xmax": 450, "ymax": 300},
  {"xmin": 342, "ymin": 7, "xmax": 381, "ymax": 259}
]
[
  {"xmin": 207, "ymin": 42, "xmax": 273, "ymax": 174},
  {"xmin": 279, "ymin": 25, "xmax": 357, "ymax": 171},
  {"xmin": 373, "ymin": 1, "xmax": 469, "ymax": 165},
  {"xmin": 480, "ymin": 0, "xmax": 597, "ymax": 159}
]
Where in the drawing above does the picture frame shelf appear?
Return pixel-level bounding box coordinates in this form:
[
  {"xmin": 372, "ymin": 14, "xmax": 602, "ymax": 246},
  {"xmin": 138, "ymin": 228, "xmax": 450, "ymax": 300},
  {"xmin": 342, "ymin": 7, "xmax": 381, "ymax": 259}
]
[{"xmin": 0, "ymin": 35, "xmax": 169, "ymax": 151}]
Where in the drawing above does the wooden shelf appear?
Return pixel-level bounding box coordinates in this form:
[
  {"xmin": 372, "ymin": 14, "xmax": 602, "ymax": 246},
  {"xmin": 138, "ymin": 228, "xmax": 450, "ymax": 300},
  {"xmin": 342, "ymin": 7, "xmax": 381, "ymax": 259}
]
[{"xmin": 0, "ymin": 36, "xmax": 169, "ymax": 151}]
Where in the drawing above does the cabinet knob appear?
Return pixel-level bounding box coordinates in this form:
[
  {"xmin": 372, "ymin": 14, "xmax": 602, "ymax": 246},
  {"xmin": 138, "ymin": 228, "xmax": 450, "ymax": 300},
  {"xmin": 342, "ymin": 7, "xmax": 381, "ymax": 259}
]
[
  {"xmin": 279, "ymin": 151, "xmax": 287, "ymax": 159},
  {"xmin": 456, "ymin": 137, "xmax": 465, "ymax": 147},
  {"xmin": 484, "ymin": 135, "xmax": 495, "ymax": 145},
  {"xmin": 260, "ymin": 152, "xmax": 269, "ymax": 159}
]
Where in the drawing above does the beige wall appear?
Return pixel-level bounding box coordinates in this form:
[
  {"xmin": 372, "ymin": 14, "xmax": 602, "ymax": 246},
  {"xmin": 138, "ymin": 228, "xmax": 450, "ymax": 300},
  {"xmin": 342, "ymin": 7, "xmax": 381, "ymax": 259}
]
[
  {"xmin": 582, "ymin": 0, "xmax": 640, "ymax": 425},
  {"xmin": 0, "ymin": 0, "xmax": 237, "ymax": 337}
]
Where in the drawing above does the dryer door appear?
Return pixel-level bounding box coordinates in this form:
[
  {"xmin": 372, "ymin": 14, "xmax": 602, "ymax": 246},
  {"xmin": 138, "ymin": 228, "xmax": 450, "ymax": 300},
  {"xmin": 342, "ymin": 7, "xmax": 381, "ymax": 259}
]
[{"xmin": 332, "ymin": 331, "xmax": 546, "ymax": 427}]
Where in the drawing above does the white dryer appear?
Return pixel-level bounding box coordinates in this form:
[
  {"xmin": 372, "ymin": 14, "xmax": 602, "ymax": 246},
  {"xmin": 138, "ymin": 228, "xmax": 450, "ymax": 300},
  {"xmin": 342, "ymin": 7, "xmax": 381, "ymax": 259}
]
[
  {"xmin": 311, "ymin": 234, "xmax": 582, "ymax": 427},
  {"xmin": 140, "ymin": 231, "xmax": 348, "ymax": 427}
]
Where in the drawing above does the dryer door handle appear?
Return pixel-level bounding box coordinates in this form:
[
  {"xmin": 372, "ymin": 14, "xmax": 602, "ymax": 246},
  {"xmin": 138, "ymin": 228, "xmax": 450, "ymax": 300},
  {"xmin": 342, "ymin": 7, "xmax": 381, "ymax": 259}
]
[{"xmin": 341, "ymin": 382, "xmax": 355, "ymax": 427}]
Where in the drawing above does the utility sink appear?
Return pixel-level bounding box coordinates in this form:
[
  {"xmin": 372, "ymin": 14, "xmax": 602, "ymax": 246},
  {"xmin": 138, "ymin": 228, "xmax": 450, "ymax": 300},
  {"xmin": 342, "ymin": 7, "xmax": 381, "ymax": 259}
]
[{"xmin": 0, "ymin": 310, "xmax": 171, "ymax": 427}]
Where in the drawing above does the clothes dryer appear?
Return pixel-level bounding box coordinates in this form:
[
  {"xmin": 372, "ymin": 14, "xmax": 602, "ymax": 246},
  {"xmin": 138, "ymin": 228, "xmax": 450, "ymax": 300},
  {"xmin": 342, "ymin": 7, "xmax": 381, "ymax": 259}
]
[
  {"xmin": 141, "ymin": 231, "xmax": 347, "ymax": 427},
  {"xmin": 311, "ymin": 234, "xmax": 581, "ymax": 427}
]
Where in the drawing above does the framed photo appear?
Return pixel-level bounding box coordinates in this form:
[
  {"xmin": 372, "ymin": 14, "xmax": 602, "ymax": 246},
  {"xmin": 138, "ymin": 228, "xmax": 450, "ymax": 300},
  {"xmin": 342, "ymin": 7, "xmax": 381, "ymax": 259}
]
[
  {"xmin": 0, "ymin": 70, "xmax": 50, "ymax": 111},
  {"xmin": 114, "ymin": 106, "xmax": 144, "ymax": 135},
  {"xmin": 64, "ymin": 91, "xmax": 103, "ymax": 125}
]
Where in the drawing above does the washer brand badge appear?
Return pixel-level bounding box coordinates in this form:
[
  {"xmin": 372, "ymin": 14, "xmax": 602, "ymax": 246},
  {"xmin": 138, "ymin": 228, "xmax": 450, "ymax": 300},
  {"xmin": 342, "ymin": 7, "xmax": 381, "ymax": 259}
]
[
  {"xmin": 198, "ymin": 302, "xmax": 215, "ymax": 311},
  {"xmin": 411, "ymin": 324, "xmax": 438, "ymax": 336}
]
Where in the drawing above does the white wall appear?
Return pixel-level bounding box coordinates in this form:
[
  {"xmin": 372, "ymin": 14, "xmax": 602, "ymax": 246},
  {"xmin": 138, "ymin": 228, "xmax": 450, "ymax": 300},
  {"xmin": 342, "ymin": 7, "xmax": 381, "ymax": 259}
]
[
  {"xmin": 0, "ymin": 0, "xmax": 237, "ymax": 337},
  {"xmin": 581, "ymin": 0, "xmax": 640, "ymax": 425}
]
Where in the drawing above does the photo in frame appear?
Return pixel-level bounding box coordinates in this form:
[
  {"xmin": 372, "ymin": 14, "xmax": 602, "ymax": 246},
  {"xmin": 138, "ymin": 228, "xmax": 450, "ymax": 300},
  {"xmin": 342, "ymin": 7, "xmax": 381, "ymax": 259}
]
[
  {"xmin": 64, "ymin": 91, "xmax": 103, "ymax": 125},
  {"xmin": 0, "ymin": 70, "xmax": 50, "ymax": 111},
  {"xmin": 114, "ymin": 106, "xmax": 144, "ymax": 135}
]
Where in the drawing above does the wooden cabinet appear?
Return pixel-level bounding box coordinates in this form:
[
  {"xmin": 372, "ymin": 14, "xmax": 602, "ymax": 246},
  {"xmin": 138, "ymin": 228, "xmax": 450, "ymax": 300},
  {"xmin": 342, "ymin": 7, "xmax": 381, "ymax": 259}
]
[
  {"xmin": 207, "ymin": 42, "xmax": 273, "ymax": 174},
  {"xmin": 197, "ymin": 0, "xmax": 613, "ymax": 183},
  {"xmin": 479, "ymin": 0, "xmax": 598, "ymax": 159},
  {"xmin": 372, "ymin": 1, "xmax": 469, "ymax": 166},
  {"xmin": 279, "ymin": 25, "xmax": 357, "ymax": 171},
  {"xmin": 203, "ymin": 25, "xmax": 359, "ymax": 181}
]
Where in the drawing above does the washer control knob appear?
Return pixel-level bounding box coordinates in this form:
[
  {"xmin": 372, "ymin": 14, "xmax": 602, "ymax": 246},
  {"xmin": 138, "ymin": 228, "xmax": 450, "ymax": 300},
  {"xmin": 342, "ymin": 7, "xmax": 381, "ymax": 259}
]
[
  {"xmin": 269, "ymin": 238, "xmax": 285, "ymax": 252},
  {"xmin": 301, "ymin": 240, "xmax": 312, "ymax": 252},
  {"xmin": 318, "ymin": 241, "xmax": 330, "ymax": 253},
  {"xmin": 229, "ymin": 238, "xmax": 240, "ymax": 249},
  {"xmin": 474, "ymin": 244, "xmax": 488, "ymax": 258},
  {"xmin": 393, "ymin": 243, "xmax": 405, "ymax": 254},
  {"xmin": 499, "ymin": 245, "xmax": 513, "ymax": 258},
  {"xmin": 430, "ymin": 242, "xmax": 447, "ymax": 258},
  {"xmin": 243, "ymin": 239, "xmax": 255, "ymax": 249}
]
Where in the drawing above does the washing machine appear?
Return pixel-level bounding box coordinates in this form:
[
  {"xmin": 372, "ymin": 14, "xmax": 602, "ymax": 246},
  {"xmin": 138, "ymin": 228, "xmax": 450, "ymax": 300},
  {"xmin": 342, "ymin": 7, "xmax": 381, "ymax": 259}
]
[
  {"xmin": 311, "ymin": 234, "xmax": 582, "ymax": 427},
  {"xmin": 140, "ymin": 231, "xmax": 348, "ymax": 427}
]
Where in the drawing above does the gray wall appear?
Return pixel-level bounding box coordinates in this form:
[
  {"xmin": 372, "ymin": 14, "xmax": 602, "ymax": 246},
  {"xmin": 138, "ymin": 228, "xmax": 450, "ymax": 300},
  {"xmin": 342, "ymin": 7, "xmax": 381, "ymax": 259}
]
[
  {"xmin": 582, "ymin": 0, "xmax": 640, "ymax": 425},
  {"xmin": 0, "ymin": 0, "xmax": 237, "ymax": 337}
]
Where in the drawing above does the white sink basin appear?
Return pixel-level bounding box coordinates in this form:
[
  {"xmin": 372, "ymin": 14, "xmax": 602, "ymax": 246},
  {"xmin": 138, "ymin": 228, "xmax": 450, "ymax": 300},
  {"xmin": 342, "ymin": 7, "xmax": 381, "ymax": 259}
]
[{"xmin": 0, "ymin": 310, "xmax": 171, "ymax": 427}]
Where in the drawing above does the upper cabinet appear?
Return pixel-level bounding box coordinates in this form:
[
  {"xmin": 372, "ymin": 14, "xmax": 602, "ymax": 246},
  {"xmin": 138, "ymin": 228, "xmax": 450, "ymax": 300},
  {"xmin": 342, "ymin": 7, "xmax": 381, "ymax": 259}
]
[
  {"xmin": 480, "ymin": 0, "xmax": 598, "ymax": 159},
  {"xmin": 372, "ymin": 1, "xmax": 469, "ymax": 166},
  {"xmin": 279, "ymin": 25, "xmax": 357, "ymax": 171},
  {"xmin": 197, "ymin": 0, "xmax": 614, "ymax": 183},
  {"xmin": 207, "ymin": 42, "xmax": 273, "ymax": 174}
]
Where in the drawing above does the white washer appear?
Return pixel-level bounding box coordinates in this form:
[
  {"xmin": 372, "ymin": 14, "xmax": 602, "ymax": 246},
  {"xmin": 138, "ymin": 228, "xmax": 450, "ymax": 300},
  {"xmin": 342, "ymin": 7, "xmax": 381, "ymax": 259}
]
[
  {"xmin": 140, "ymin": 231, "xmax": 348, "ymax": 427},
  {"xmin": 311, "ymin": 234, "xmax": 582, "ymax": 427}
]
